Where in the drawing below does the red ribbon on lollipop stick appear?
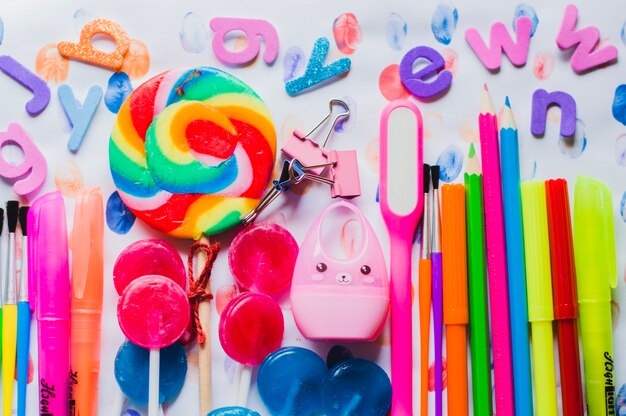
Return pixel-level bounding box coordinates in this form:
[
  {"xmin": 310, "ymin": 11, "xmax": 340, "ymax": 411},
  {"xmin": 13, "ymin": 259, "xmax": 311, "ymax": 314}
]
[
  {"xmin": 187, "ymin": 238, "xmax": 220, "ymax": 414},
  {"xmin": 187, "ymin": 239, "xmax": 221, "ymax": 344}
]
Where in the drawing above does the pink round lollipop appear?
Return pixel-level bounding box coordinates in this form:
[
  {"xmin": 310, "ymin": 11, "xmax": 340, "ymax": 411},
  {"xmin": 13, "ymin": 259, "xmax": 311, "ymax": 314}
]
[
  {"xmin": 113, "ymin": 239, "xmax": 186, "ymax": 295},
  {"xmin": 219, "ymin": 292, "xmax": 284, "ymax": 365},
  {"xmin": 228, "ymin": 224, "xmax": 299, "ymax": 295},
  {"xmin": 118, "ymin": 275, "xmax": 190, "ymax": 349}
]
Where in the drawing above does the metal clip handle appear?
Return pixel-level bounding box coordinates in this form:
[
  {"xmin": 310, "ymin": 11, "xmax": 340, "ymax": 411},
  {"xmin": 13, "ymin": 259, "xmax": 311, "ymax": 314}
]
[
  {"xmin": 241, "ymin": 159, "xmax": 335, "ymax": 226},
  {"xmin": 303, "ymin": 99, "xmax": 350, "ymax": 148}
]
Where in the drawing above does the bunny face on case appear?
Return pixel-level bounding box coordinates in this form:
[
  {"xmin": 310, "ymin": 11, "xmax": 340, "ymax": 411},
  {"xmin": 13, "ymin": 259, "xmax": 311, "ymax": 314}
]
[
  {"xmin": 291, "ymin": 201, "xmax": 390, "ymax": 341},
  {"xmin": 309, "ymin": 259, "xmax": 381, "ymax": 287}
]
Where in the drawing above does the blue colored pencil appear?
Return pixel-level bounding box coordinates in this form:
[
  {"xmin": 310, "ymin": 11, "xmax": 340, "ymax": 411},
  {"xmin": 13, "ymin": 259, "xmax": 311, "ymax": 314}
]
[{"xmin": 500, "ymin": 97, "xmax": 533, "ymax": 416}]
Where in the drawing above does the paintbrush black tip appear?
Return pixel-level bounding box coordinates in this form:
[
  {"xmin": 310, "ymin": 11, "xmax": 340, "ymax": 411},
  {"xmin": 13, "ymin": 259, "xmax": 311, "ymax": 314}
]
[
  {"xmin": 6, "ymin": 200, "xmax": 19, "ymax": 233},
  {"xmin": 423, "ymin": 164, "xmax": 431, "ymax": 192},
  {"xmin": 430, "ymin": 165, "xmax": 440, "ymax": 189},
  {"xmin": 0, "ymin": 208, "xmax": 4, "ymax": 235},
  {"xmin": 18, "ymin": 206, "xmax": 29, "ymax": 236}
]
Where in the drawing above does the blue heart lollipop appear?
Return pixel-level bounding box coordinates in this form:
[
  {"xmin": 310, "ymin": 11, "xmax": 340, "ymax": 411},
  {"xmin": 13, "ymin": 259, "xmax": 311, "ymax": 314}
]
[
  {"xmin": 257, "ymin": 347, "xmax": 391, "ymax": 416},
  {"xmin": 114, "ymin": 340, "xmax": 187, "ymax": 404},
  {"xmin": 257, "ymin": 347, "xmax": 328, "ymax": 416},
  {"xmin": 207, "ymin": 407, "xmax": 261, "ymax": 416},
  {"xmin": 322, "ymin": 358, "xmax": 392, "ymax": 416}
]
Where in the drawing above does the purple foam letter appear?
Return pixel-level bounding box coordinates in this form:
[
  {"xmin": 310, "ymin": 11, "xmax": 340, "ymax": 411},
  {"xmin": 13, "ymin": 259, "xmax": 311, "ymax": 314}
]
[
  {"xmin": 531, "ymin": 89, "xmax": 577, "ymax": 137},
  {"xmin": 399, "ymin": 45, "xmax": 452, "ymax": 99},
  {"xmin": 0, "ymin": 55, "xmax": 50, "ymax": 116}
]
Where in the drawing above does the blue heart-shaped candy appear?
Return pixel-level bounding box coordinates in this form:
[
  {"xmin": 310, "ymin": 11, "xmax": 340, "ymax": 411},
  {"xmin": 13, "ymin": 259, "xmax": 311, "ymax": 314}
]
[{"xmin": 257, "ymin": 347, "xmax": 391, "ymax": 416}]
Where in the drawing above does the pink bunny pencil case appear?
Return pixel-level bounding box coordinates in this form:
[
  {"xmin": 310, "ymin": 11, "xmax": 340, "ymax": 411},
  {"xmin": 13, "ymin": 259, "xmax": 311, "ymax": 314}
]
[{"xmin": 291, "ymin": 201, "xmax": 390, "ymax": 341}]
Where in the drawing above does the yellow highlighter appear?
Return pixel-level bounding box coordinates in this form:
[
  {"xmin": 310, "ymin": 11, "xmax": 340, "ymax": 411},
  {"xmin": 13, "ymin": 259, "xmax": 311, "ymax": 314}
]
[
  {"xmin": 520, "ymin": 181, "xmax": 557, "ymax": 416},
  {"xmin": 573, "ymin": 176, "xmax": 617, "ymax": 416}
]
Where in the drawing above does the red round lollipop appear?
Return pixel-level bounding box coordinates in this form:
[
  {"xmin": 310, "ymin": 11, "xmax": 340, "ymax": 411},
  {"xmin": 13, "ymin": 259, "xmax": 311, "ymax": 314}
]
[
  {"xmin": 228, "ymin": 224, "xmax": 299, "ymax": 295},
  {"xmin": 118, "ymin": 275, "xmax": 190, "ymax": 349},
  {"xmin": 219, "ymin": 292, "xmax": 284, "ymax": 365},
  {"xmin": 113, "ymin": 239, "xmax": 186, "ymax": 295}
]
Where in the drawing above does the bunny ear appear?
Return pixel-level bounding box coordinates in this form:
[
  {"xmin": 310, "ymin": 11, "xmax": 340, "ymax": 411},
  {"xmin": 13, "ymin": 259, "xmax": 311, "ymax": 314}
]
[{"xmin": 323, "ymin": 358, "xmax": 392, "ymax": 415}]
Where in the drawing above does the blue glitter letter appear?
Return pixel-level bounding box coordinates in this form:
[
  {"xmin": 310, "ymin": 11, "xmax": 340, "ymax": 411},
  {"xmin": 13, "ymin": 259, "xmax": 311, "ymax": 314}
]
[{"xmin": 285, "ymin": 37, "xmax": 351, "ymax": 96}]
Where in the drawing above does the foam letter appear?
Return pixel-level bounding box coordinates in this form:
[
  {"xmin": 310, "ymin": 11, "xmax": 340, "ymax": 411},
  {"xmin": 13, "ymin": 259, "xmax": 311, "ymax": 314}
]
[
  {"xmin": 0, "ymin": 55, "xmax": 50, "ymax": 116},
  {"xmin": 58, "ymin": 19, "xmax": 129, "ymax": 69},
  {"xmin": 285, "ymin": 37, "xmax": 351, "ymax": 96},
  {"xmin": 58, "ymin": 85, "xmax": 103, "ymax": 153},
  {"xmin": 399, "ymin": 46, "xmax": 452, "ymax": 99},
  {"xmin": 465, "ymin": 16, "xmax": 532, "ymax": 70},
  {"xmin": 556, "ymin": 4, "xmax": 618, "ymax": 73},
  {"xmin": 531, "ymin": 89, "xmax": 577, "ymax": 137},
  {"xmin": 0, "ymin": 123, "xmax": 47, "ymax": 195},
  {"xmin": 210, "ymin": 17, "xmax": 279, "ymax": 65}
]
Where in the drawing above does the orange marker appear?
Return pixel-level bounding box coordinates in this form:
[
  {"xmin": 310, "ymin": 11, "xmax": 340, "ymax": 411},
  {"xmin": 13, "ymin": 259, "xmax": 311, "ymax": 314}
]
[
  {"xmin": 69, "ymin": 189, "xmax": 104, "ymax": 416},
  {"xmin": 442, "ymin": 184, "xmax": 469, "ymax": 416},
  {"xmin": 419, "ymin": 164, "xmax": 432, "ymax": 416}
]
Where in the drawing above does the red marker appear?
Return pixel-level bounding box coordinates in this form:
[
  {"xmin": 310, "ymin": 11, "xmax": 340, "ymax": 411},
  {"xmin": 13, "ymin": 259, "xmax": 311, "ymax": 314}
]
[{"xmin": 545, "ymin": 179, "xmax": 583, "ymax": 416}]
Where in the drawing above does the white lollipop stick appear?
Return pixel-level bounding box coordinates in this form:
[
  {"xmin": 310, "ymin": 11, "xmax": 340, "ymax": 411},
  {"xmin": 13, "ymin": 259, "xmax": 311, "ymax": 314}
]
[
  {"xmin": 148, "ymin": 348, "xmax": 161, "ymax": 416},
  {"xmin": 236, "ymin": 364, "xmax": 252, "ymax": 406},
  {"xmin": 112, "ymin": 389, "xmax": 126, "ymax": 415},
  {"xmin": 343, "ymin": 394, "xmax": 362, "ymax": 415}
]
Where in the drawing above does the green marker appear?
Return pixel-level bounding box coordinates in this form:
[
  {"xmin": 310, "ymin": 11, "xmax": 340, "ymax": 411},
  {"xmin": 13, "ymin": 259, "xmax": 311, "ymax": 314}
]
[
  {"xmin": 574, "ymin": 176, "xmax": 617, "ymax": 416},
  {"xmin": 464, "ymin": 173, "xmax": 491, "ymax": 416}
]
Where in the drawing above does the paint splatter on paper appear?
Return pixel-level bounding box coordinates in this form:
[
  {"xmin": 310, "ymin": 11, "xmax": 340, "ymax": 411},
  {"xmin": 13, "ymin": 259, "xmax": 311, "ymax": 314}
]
[
  {"xmin": 431, "ymin": 2, "xmax": 458, "ymax": 45},
  {"xmin": 386, "ymin": 13, "xmax": 407, "ymax": 51},
  {"xmin": 333, "ymin": 13, "xmax": 362, "ymax": 55}
]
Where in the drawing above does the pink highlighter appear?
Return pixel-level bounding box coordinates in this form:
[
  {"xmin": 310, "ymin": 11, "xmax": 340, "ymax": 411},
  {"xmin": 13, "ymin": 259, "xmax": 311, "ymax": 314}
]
[
  {"xmin": 379, "ymin": 100, "xmax": 424, "ymax": 415},
  {"xmin": 28, "ymin": 192, "xmax": 71, "ymax": 416},
  {"xmin": 291, "ymin": 201, "xmax": 389, "ymax": 341}
]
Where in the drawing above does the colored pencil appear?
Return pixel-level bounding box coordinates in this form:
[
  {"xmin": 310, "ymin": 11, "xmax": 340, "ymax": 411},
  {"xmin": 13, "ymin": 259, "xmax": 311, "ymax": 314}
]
[
  {"xmin": 500, "ymin": 97, "xmax": 533, "ymax": 416},
  {"xmin": 478, "ymin": 85, "xmax": 514, "ymax": 415}
]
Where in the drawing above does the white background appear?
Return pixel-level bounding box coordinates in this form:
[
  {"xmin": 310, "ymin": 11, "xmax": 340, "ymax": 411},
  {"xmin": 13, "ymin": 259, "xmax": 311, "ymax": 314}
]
[{"xmin": 0, "ymin": 0, "xmax": 625, "ymax": 414}]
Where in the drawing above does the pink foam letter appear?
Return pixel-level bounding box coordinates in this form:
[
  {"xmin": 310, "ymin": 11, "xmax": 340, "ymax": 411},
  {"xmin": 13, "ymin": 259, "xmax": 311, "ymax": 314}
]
[
  {"xmin": 556, "ymin": 4, "xmax": 618, "ymax": 73},
  {"xmin": 0, "ymin": 123, "xmax": 47, "ymax": 195},
  {"xmin": 210, "ymin": 17, "xmax": 279, "ymax": 65},
  {"xmin": 531, "ymin": 89, "xmax": 577, "ymax": 137},
  {"xmin": 465, "ymin": 16, "xmax": 532, "ymax": 70}
]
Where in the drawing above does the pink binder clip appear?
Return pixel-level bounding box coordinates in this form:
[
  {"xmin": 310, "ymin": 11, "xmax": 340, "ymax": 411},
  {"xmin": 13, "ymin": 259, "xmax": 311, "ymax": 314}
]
[
  {"xmin": 326, "ymin": 150, "xmax": 360, "ymax": 198},
  {"xmin": 280, "ymin": 99, "xmax": 360, "ymax": 198},
  {"xmin": 281, "ymin": 99, "xmax": 350, "ymax": 175}
]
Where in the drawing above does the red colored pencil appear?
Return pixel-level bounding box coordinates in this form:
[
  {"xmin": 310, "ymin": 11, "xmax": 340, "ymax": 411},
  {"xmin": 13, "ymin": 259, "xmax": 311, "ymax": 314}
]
[{"xmin": 545, "ymin": 179, "xmax": 584, "ymax": 416}]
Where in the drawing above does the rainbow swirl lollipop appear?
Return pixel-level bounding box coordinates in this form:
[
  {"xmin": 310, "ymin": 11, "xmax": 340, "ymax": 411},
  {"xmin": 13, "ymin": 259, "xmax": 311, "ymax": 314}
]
[{"xmin": 109, "ymin": 67, "xmax": 276, "ymax": 239}]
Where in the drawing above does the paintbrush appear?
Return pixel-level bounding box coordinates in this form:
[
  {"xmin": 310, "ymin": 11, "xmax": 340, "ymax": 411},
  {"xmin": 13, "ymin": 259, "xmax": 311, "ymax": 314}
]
[
  {"xmin": 3, "ymin": 200, "xmax": 19, "ymax": 416},
  {"xmin": 17, "ymin": 205, "xmax": 30, "ymax": 416}
]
